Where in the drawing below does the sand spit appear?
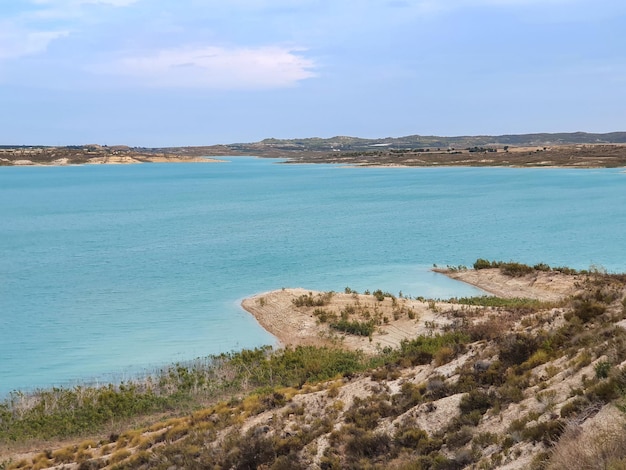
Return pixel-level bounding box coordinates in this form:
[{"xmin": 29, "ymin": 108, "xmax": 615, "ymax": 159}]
[
  {"xmin": 242, "ymin": 288, "xmax": 458, "ymax": 353},
  {"xmin": 440, "ymin": 268, "xmax": 584, "ymax": 302},
  {"xmin": 241, "ymin": 269, "xmax": 581, "ymax": 351}
]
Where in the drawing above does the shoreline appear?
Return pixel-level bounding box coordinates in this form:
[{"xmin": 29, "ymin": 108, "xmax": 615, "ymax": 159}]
[
  {"xmin": 3, "ymin": 141, "xmax": 626, "ymax": 168},
  {"xmin": 1, "ymin": 156, "xmax": 224, "ymax": 167},
  {"xmin": 240, "ymin": 268, "xmax": 582, "ymax": 352}
]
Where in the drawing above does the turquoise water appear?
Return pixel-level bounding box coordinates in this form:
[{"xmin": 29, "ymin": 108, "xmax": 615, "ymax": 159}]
[{"xmin": 1, "ymin": 159, "xmax": 625, "ymax": 396}]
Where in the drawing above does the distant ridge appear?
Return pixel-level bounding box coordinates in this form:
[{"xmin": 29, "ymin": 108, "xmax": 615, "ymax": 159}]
[
  {"xmin": 2, "ymin": 131, "xmax": 626, "ymax": 167},
  {"xmin": 240, "ymin": 131, "xmax": 626, "ymax": 152}
]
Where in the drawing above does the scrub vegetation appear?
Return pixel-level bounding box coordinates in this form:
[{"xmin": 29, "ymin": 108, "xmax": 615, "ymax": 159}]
[{"xmin": 2, "ymin": 262, "xmax": 626, "ymax": 469}]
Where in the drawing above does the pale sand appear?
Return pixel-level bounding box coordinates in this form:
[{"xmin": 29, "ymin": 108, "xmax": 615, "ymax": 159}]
[
  {"xmin": 441, "ymin": 268, "xmax": 583, "ymax": 301},
  {"xmin": 241, "ymin": 269, "xmax": 582, "ymax": 352},
  {"xmin": 2, "ymin": 156, "xmax": 222, "ymax": 166}
]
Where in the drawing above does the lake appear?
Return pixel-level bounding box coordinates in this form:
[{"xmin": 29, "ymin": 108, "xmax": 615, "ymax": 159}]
[{"xmin": 1, "ymin": 158, "xmax": 625, "ymax": 396}]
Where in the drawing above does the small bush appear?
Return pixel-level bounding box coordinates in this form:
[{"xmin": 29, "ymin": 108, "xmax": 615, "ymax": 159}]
[
  {"xmin": 372, "ymin": 290, "xmax": 386, "ymax": 302},
  {"xmin": 108, "ymin": 449, "xmax": 132, "ymax": 465},
  {"xmin": 447, "ymin": 426, "xmax": 473, "ymax": 449},
  {"xmin": 394, "ymin": 427, "xmax": 428, "ymax": 448},
  {"xmin": 313, "ymin": 308, "xmax": 336, "ymax": 323},
  {"xmin": 474, "ymin": 259, "xmax": 496, "ymax": 270},
  {"xmin": 585, "ymin": 377, "xmax": 623, "ymax": 403},
  {"xmin": 500, "ymin": 262, "xmax": 534, "ymax": 277},
  {"xmin": 459, "ymin": 390, "xmax": 495, "ymax": 416},
  {"xmin": 523, "ymin": 420, "xmax": 564, "ymax": 445},
  {"xmin": 52, "ymin": 447, "xmax": 77, "ymax": 464},
  {"xmin": 499, "ymin": 333, "xmax": 539, "ymax": 367},
  {"xmin": 434, "ymin": 347, "xmax": 455, "ymax": 366},
  {"xmin": 572, "ymin": 300, "xmax": 606, "ymax": 323},
  {"xmin": 341, "ymin": 427, "xmax": 391, "ymax": 459},
  {"xmin": 292, "ymin": 292, "xmax": 333, "ymax": 307},
  {"xmin": 595, "ymin": 361, "xmax": 611, "ymax": 379},
  {"xmin": 534, "ymin": 263, "xmax": 551, "ymax": 271},
  {"xmin": 391, "ymin": 382, "xmax": 423, "ymax": 413},
  {"xmin": 559, "ymin": 397, "xmax": 590, "ymax": 418},
  {"xmin": 330, "ymin": 319, "xmax": 375, "ymax": 336},
  {"xmin": 457, "ymin": 296, "xmax": 550, "ymax": 309}
]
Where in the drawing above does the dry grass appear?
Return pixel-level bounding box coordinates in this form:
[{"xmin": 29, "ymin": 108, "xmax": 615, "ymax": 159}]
[{"xmin": 548, "ymin": 423, "xmax": 626, "ymax": 469}]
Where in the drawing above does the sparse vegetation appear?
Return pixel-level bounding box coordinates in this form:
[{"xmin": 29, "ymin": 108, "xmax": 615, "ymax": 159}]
[
  {"xmin": 329, "ymin": 319, "xmax": 375, "ymax": 336},
  {"xmin": 3, "ymin": 263, "xmax": 626, "ymax": 469}
]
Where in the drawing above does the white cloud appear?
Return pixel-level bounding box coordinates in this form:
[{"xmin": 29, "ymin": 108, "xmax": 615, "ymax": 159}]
[
  {"xmin": 399, "ymin": 0, "xmax": 584, "ymax": 14},
  {"xmin": 0, "ymin": 25, "xmax": 69, "ymax": 60},
  {"xmin": 96, "ymin": 45, "xmax": 317, "ymax": 89},
  {"xmin": 30, "ymin": 0, "xmax": 138, "ymax": 6},
  {"xmin": 0, "ymin": 0, "xmax": 138, "ymax": 61}
]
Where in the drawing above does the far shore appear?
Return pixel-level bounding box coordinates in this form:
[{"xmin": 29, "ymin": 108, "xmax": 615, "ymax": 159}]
[
  {"xmin": 1, "ymin": 155, "xmax": 224, "ymax": 167},
  {"xmin": 3, "ymin": 140, "xmax": 626, "ymax": 168},
  {"xmin": 241, "ymin": 268, "xmax": 583, "ymax": 353}
]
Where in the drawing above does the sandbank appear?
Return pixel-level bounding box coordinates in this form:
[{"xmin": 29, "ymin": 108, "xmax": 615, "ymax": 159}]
[{"xmin": 241, "ymin": 268, "xmax": 582, "ymax": 352}]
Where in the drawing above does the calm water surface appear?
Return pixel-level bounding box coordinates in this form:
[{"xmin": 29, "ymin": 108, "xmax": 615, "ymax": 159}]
[{"xmin": 1, "ymin": 159, "xmax": 625, "ymax": 396}]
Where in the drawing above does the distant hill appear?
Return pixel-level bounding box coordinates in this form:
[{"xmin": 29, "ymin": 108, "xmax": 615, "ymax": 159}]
[
  {"xmin": 235, "ymin": 131, "xmax": 626, "ymax": 152},
  {"xmin": 2, "ymin": 132, "xmax": 626, "ymax": 167}
]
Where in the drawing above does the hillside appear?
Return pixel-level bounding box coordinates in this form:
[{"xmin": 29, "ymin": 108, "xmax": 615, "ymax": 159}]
[
  {"xmin": 245, "ymin": 131, "xmax": 626, "ymax": 152},
  {"xmin": 2, "ymin": 262, "xmax": 626, "ymax": 469}
]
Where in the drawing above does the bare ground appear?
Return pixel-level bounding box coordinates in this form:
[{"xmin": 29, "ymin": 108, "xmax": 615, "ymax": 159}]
[{"xmin": 241, "ymin": 269, "xmax": 581, "ymax": 352}]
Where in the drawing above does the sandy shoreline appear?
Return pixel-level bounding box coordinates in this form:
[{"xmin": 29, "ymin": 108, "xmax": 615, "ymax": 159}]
[
  {"xmin": 2, "ymin": 155, "xmax": 223, "ymax": 166},
  {"xmin": 241, "ymin": 269, "xmax": 578, "ymax": 353},
  {"xmin": 241, "ymin": 268, "xmax": 581, "ymax": 352}
]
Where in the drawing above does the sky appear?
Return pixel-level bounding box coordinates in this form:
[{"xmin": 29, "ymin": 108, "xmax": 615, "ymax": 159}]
[{"xmin": 1, "ymin": 0, "xmax": 625, "ymax": 146}]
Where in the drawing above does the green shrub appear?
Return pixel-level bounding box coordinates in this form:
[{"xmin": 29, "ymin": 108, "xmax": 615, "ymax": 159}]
[
  {"xmin": 473, "ymin": 259, "xmax": 496, "ymax": 270},
  {"xmin": 459, "ymin": 390, "xmax": 495, "ymax": 416},
  {"xmin": 373, "ymin": 289, "xmax": 386, "ymax": 301},
  {"xmin": 391, "ymin": 382, "xmax": 423, "ymax": 413},
  {"xmin": 394, "ymin": 427, "xmax": 428, "ymax": 448},
  {"xmin": 533, "ymin": 263, "xmax": 551, "ymax": 271},
  {"xmin": 500, "ymin": 262, "xmax": 534, "ymax": 277},
  {"xmin": 472, "ymin": 259, "xmax": 536, "ymax": 276},
  {"xmin": 456, "ymin": 296, "xmax": 551, "ymax": 309},
  {"xmin": 344, "ymin": 428, "xmax": 391, "ymax": 459},
  {"xmin": 499, "ymin": 333, "xmax": 539, "ymax": 367},
  {"xmin": 446, "ymin": 426, "xmax": 473, "ymax": 449},
  {"xmin": 344, "ymin": 397, "xmax": 394, "ymax": 430},
  {"xmin": 572, "ymin": 300, "xmax": 606, "ymax": 323},
  {"xmin": 559, "ymin": 397, "xmax": 590, "ymax": 418},
  {"xmin": 391, "ymin": 332, "xmax": 470, "ymax": 367},
  {"xmin": 595, "ymin": 361, "xmax": 611, "ymax": 379},
  {"xmin": 522, "ymin": 419, "xmax": 564, "ymax": 445},
  {"xmin": 292, "ymin": 292, "xmax": 333, "ymax": 307},
  {"xmin": 330, "ymin": 319, "xmax": 375, "ymax": 336},
  {"xmin": 585, "ymin": 377, "xmax": 623, "ymax": 403},
  {"xmin": 313, "ymin": 309, "xmax": 336, "ymax": 323}
]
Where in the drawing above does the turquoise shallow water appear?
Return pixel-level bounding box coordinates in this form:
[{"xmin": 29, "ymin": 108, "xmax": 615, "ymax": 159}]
[{"xmin": 1, "ymin": 159, "xmax": 625, "ymax": 396}]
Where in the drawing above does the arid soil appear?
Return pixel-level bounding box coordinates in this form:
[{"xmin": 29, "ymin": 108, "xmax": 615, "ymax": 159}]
[{"xmin": 241, "ymin": 268, "xmax": 582, "ymax": 352}]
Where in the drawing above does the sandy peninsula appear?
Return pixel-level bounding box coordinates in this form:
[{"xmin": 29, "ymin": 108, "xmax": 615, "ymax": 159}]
[{"xmin": 241, "ymin": 268, "xmax": 582, "ymax": 353}]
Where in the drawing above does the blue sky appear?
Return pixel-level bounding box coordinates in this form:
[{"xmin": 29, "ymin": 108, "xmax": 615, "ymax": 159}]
[{"xmin": 1, "ymin": 0, "xmax": 624, "ymax": 146}]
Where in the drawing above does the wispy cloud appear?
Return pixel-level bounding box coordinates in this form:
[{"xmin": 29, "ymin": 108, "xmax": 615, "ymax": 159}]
[
  {"xmin": 0, "ymin": 24, "xmax": 69, "ymax": 60},
  {"xmin": 388, "ymin": 0, "xmax": 589, "ymax": 15},
  {"xmin": 30, "ymin": 0, "xmax": 139, "ymax": 7},
  {"xmin": 95, "ymin": 45, "xmax": 317, "ymax": 89},
  {"xmin": 0, "ymin": 0, "xmax": 138, "ymax": 60}
]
